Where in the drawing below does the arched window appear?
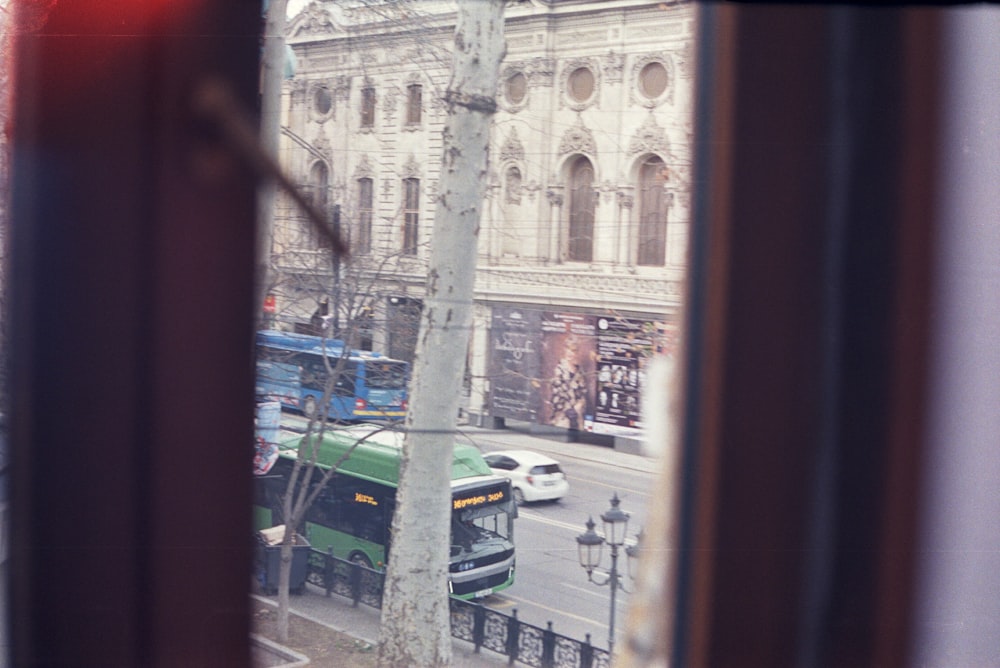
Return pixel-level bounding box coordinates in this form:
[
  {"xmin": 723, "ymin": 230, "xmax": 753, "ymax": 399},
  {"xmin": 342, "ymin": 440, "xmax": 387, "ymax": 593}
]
[
  {"xmin": 309, "ymin": 161, "xmax": 331, "ymax": 249},
  {"xmin": 309, "ymin": 161, "xmax": 329, "ymax": 210},
  {"xmin": 568, "ymin": 156, "xmax": 595, "ymax": 262},
  {"xmin": 638, "ymin": 156, "xmax": 668, "ymax": 266},
  {"xmin": 505, "ymin": 166, "xmax": 522, "ymax": 205}
]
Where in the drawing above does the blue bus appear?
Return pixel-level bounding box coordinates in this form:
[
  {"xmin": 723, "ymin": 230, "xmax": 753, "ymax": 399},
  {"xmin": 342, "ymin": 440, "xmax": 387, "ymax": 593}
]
[{"xmin": 255, "ymin": 330, "xmax": 408, "ymax": 421}]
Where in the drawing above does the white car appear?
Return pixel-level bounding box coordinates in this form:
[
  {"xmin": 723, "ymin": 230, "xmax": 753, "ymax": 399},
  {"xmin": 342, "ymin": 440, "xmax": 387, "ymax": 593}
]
[{"xmin": 483, "ymin": 450, "xmax": 569, "ymax": 505}]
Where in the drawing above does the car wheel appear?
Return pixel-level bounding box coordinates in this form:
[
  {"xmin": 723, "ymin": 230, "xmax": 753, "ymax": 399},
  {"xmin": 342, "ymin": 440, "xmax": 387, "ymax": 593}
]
[
  {"xmin": 302, "ymin": 395, "xmax": 318, "ymax": 419},
  {"xmin": 513, "ymin": 488, "xmax": 525, "ymax": 506}
]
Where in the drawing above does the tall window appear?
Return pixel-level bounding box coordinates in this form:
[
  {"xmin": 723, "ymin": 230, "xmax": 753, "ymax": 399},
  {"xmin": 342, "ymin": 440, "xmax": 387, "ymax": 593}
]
[
  {"xmin": 505, "ymin": 166, "xmax": 522, "ymax": 205},
  {"xmin": 638, "ymin": 156, "xmax": 668, "ymax": 266},
  {"xmin": 309, "ymin": 161, "xmax": 331, "ymax": 249},
  {"xmin": 402, "ymin": 178, "xmax": 420, "ymax": 255},
  {"xmin": 568, "ymin": 156, "xmax": 595, "ymax": 262},
  {"xmin": 357, "ymin": 177, "xmax": 373, "ymax": 254},
  {"xmin": 360, "ymin": 87, "xmax": 376, "ymax": 128},
  {"xmin": 406, "ymin": 83, "xmax": 422, "ymax": 125}
]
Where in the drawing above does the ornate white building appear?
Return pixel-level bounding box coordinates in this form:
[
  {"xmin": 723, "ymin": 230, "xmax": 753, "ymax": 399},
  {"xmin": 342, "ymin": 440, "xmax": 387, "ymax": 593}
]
[{"xmin": 275, "ymin": 0, "xmax": 694, "ymax": 436}]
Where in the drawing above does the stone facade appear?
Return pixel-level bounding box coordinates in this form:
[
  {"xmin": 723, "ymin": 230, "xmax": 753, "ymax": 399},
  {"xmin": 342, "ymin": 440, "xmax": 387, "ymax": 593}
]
[{"xmin": 276, "ymin": 0, "xmax": 694, "ymax": 426}]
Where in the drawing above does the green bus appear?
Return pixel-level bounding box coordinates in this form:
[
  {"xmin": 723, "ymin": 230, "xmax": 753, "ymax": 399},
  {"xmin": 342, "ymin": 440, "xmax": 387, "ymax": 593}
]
[{"xmin": 254, "ymin": 423, "xmax": 517, "ymax": 600}]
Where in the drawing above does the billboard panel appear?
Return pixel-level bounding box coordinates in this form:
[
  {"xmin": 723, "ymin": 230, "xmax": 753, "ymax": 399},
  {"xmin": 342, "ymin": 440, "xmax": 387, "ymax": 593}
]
[
  {"xmin": 488, "ymin": 307, "xmax": 543, "ymax": 422},
  {"xmin": 489, "ymin": 306, "xmax": 678, "ymax": 437}
]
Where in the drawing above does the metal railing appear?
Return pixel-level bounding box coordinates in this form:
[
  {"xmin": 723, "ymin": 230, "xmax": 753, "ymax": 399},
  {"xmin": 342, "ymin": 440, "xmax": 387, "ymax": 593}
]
[{"xmin": 305, "ymin": 547, "xmax": 611, "ymax": 668}]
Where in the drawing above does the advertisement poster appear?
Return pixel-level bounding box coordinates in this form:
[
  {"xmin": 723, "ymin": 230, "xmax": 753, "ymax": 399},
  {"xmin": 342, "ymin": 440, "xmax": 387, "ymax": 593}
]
[
  {"xmin": 538, "ymin": 312, "xmax": 597, "ymax": 431},
  {"xmin": 489, "ymin": 306, "xmax": 679, "ymax": 437},
  {"xmin": 587, "ymin": 318, "xmax": 679, "ymax": 436},
  {"xmin": 488, "ymin": 307, "xmax": 543, "ymax": 422}
]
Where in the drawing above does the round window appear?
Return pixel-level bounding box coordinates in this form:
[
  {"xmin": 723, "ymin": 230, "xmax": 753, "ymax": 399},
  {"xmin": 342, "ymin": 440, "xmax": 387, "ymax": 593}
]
[
  {"xmin": 506, "ymin": 72, "xmax": 527, "ymax": 104},
  {"xmin": 313, "ymin": 86, "xmax": 332, "ymax": 115},
  {"xmin": 567, "ymin": 67, "xmax": 595, "ymax": 102},
  {"xmin": 639, "ymin": 62, "xmax": 669, "ymax": 99}
]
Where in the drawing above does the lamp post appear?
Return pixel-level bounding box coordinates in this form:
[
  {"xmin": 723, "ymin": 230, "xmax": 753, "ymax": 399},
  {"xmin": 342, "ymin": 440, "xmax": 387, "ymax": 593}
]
[{"xmin": 575, "ymin": 493, "xmax": 641, "ymax": 656}]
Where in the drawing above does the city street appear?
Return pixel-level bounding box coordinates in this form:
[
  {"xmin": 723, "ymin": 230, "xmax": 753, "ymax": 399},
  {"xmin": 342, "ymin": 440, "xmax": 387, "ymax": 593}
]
[
  {"xmin": 277, "ymin": 416, "xmax": 661, "ymax": 651},
  {"xmin": 464, "ymin": 427, "xmax": 658, "ymax": 650}
]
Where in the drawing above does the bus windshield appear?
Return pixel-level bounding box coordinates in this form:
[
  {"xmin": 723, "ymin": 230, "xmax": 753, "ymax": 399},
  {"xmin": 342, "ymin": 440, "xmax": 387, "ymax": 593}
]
[{"xmin": 365, "ymin": 361, "xmax": 408, "ymax": 390}]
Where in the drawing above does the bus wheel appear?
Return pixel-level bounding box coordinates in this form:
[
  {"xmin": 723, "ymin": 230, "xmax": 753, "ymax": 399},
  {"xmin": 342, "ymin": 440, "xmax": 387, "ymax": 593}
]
[
  {"xmin": 513, "ymin": 488, "xmax": 525, "ymax": 506},
  {"xmin": 302, "ymin": 395, "xmax": 318, "ymax": 419},
  {"xmin": 349, "ymin": 552, "xmax": 373, "ymax": 569}
]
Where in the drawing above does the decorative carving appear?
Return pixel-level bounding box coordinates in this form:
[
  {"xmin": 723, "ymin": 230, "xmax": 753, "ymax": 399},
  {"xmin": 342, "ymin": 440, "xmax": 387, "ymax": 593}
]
[
  {"xmin": 558, "ymin": 121, "xmax": 597, "ymax": 157},
  {"xmin": 500, "ymin": 128, "xmax": 525, "ymax": 164},
  {"xmin": 526, "ymin": 57, "xmax": 556, "ymax": 87},
  {"xmin": 353, "ymin": 154, "xmax": 374, "ymax": 180},
  {"xmin": 507, "ymin": 34, "xmax": 534, "ymax": 49},
  {"xmin": 603, "ymin": 51, "xmax": 626, "ymax": 84},
  {"xmin": 617, "ymin": 191, "xmax": 635, "ymax": 209},
  {"xmin": 630, "ymin": 54, "xmax": 674, "ymax": 108},
  {"xmin": 677, "ymin": 42, "xmax": 695, "ymax": 79},
  {"xmin": 559, "ymin": 58, "xmax": 600, "ymax": 111},
  {"xmin": 401, "ymin": 154, "xmax": 420, "ymax": 179},
  {"xmin": 382, "ymin": 86, "xmax": 398, "ymax": 124},
  {"xmin": 628, "ymin": 114, "xmax": 670, "ymax": 156},
  {"xmin": 289, "ymin": 78, "xmax": 309, "ymax": 103},
  {"xmin": 482, "ymin": 267, "xmax": 683, "ymax": 307},
  {"xmin": 291, "ymin": 3, "xmax": 339, "ymax": 37},
  {"xmin": 333, "ymin": 75, "xmax": 351, "ymax": 102},
  {"xmin": 546, "ymin": 190, "xmax": 564, "ymax": 207},
  {"xmin": 312, "ymin": 132, "xmax": 331, "ymax": 158},
  {"xmin": 599, "ymin": 179, "xmax": 617, "ymax": 203},
  {"xmin": 556, "ymin": 28, "xmax": 606, "ymax": 46},
  {"xmin": 524, "ymin": 180, "xmax": 542, "ymax": 201}
]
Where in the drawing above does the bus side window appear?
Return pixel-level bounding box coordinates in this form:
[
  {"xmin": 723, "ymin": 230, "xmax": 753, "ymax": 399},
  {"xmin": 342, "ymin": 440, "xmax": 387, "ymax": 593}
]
[
  {"xmin": 334, "ymin": 361, "xmax": 358, "ymax": 396},
  {"xmin": 306, "ymin": 483, "xmax": 337, "ymax": 527},
  {"xmin": 300, "ymin": 357, "xmax": 327, "ymax": 390}
]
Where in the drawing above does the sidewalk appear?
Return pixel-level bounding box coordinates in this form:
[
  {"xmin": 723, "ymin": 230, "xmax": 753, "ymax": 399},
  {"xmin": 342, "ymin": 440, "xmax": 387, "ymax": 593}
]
[{"xmin": 253, "ymin": 585, "xmax": 511, "ymax": 667}]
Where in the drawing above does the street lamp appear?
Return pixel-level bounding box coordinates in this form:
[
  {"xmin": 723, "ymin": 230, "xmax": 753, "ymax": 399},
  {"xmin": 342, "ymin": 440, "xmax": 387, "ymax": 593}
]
[{"xmin": 575, "ymin": 493, "xmax": 641, "ymax": 656}]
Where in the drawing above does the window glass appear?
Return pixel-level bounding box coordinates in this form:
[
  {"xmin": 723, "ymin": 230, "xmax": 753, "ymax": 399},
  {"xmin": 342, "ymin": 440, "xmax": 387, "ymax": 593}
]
[
  {"xmin": 360, "ymin": 87, "xmax": 376, "ymax": 128},
  {"xmin": 406, "ymin": 83, "xmax": 422, "ymax": 124},
  {"xmin": 402, "ymin": 178, "xmax": 420, "ymax": 255},
  {"xmin": 568, "ymin": 156, "xmax": 595, "ymax": 262},
  {"xmin": 638, "ymin": 156, "xmax": 668, "ymax": 266},
  {"xmin": 357, "ymin": 177, "xmax": 373, "ymax": 254},
  {"xmin": 506, "ymin": 71, "xmax": 526, "ymax": 104},
  {"xmin": 568, "ymin": 67, "xmax": 594, "ymax": 102},
  {"xmin": 313, "ymin": 86, "xmax": 332, "ymax": 115},
  {"xmin": 639, "ymin": 62, "xmax": 669, "ymax": 99}
]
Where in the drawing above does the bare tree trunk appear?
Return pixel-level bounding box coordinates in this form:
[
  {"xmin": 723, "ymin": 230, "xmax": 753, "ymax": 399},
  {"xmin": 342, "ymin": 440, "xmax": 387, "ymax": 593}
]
[
  {"xmin": 260, "ymin": 0, "xmax": 290, "ymax": 641},
  {"xmin": 377, "ymin": 2, "xmax": 505, "ymax": 666}
]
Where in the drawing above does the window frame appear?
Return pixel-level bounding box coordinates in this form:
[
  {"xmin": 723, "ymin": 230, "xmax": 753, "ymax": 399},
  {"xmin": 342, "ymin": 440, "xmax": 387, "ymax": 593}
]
[
  {"xmin": 637, "ymin": 155, "xmax": 668, "ymax": 267},
  {"xmin": 567, "ymin": 156, "xmax": 595, "ymax": 262},
  {"xmin": 405, "ymin": 83, "xmax": 422, "ymax": 126},
  {"xmin": 360, "ymin": 86, "xmax": 376, "ymax": 129}
]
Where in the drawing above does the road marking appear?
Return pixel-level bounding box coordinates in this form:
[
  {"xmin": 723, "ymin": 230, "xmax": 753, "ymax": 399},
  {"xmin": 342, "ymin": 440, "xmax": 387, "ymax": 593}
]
[
  {"xmin": 559, "ymin": 582, "xmax": 627, "ymax": 601},
  {"xmin": 517, "ymin": 509, "xmax": 588, "ymax": 533},
  {"xmin": 490, "ymin": 593, "xmax": 604, "ymax": 627},
  {"xmin": 564, "ymin": 474, "xmax": 650, "ymax": 498}
]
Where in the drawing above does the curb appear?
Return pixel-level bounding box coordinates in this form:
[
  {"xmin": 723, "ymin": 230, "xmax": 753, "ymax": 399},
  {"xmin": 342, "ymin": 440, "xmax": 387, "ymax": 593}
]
[{"xmin": 251, "ymin": 633, "xmax": 310, "ymax": 668}]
